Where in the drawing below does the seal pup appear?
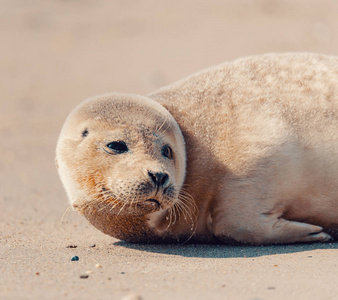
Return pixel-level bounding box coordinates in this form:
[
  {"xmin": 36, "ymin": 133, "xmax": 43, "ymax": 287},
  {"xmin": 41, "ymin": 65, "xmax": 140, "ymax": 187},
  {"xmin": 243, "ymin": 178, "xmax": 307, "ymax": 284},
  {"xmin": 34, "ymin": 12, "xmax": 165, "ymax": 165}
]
[{"xmin": 56, "ymin": 53, "xmax": 338, "ymax": 244}]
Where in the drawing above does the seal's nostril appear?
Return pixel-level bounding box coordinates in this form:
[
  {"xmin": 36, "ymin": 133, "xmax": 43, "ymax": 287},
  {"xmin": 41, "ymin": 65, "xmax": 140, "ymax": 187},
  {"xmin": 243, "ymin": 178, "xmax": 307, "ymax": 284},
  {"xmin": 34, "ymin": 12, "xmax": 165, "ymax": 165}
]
[
  {"xmin": 148, "ymin": 171, "xmax": 157, "ymax": 185},
  {"xmin": 161, "ymin": 173, "xmax": 169, "ymax": 186},
  {"xmin": 148, "ymin": 171, "xmax": 169, "ymax": 188}
]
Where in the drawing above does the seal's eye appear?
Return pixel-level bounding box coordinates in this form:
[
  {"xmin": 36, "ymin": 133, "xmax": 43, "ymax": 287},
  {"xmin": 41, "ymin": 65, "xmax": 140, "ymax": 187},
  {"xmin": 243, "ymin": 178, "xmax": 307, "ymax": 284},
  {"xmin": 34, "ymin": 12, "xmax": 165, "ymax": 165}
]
[
  {"xmin": 106, "ymin": 141, "xmax": 128, "ymax": 154},
  {"xmin": 82, "ymin": 129, "xmax": 89, "ymax": 137},
  {"xmin": 162, "ymin": 145, "xmax": 174, "ymax": 160}
]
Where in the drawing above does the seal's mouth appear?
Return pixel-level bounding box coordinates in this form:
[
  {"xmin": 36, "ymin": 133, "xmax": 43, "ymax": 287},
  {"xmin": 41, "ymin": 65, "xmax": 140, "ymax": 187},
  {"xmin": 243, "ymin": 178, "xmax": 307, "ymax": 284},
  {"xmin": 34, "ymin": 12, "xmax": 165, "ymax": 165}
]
[{"xmin": 145, "ymin": 199, "xmax": 161, "ymax": 208}]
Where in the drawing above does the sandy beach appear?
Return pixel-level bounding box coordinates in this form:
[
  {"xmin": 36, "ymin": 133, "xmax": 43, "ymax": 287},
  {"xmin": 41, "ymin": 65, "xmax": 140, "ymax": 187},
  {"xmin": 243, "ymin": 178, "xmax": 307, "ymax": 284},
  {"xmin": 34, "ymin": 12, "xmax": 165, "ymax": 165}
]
[{"xmin": 2, "ymin": 1, "xmax": 338, "ymax": 299}]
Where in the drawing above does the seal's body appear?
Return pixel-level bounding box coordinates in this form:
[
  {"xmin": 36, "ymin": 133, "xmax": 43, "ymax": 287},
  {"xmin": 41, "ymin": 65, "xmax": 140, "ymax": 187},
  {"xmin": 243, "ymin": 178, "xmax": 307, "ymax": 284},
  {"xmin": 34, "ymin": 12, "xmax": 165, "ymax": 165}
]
[{"xmin": 56, "ymin": 53, "xmax": 338, "ymax": 244}]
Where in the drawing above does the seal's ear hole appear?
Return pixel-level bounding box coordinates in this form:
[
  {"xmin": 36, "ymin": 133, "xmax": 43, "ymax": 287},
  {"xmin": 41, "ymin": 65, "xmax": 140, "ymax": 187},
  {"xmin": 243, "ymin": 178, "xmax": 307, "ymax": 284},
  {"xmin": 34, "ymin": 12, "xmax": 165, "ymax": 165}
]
[
  {"xmin": 106, "ymin": 141, "xmax": 129, "ymax": 154},
  {"xmin": 161, "ymin": 145, "xmax": 174, "ymax": 160},
  {"xmin": 82, "ymin": 129, "xmax": 89, "ymax": 137}
]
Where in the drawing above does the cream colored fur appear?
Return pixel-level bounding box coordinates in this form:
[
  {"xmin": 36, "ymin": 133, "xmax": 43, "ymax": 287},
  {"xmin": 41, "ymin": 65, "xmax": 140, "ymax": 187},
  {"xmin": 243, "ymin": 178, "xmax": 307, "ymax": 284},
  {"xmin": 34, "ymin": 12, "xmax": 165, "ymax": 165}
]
[{"xmin": 57, "ymin": 53, "xmax": 338, "ymax": 244}]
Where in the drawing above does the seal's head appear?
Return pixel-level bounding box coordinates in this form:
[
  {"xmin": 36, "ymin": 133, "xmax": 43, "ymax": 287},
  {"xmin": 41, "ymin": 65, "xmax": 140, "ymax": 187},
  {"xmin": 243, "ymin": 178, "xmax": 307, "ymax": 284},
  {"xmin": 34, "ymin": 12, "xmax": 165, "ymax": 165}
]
[{"xmin": 56, "ymin": 93, "xmax": 186, "ymax": 226}]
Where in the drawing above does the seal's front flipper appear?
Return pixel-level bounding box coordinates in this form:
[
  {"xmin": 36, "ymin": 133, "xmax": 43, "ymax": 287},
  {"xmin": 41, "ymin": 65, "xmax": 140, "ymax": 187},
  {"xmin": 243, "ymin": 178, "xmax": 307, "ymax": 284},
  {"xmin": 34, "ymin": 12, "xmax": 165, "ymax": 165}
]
[
  {"xmin": 213, "ymin": 212, "xmax": 333, "ymax": 245},
  {"xmin": 299, "ymin": 230, "xmax": 333, "ymax": 243},
  {"xmin": 253, "ymin": 218, "xmax": 333, "ymax": 244}
]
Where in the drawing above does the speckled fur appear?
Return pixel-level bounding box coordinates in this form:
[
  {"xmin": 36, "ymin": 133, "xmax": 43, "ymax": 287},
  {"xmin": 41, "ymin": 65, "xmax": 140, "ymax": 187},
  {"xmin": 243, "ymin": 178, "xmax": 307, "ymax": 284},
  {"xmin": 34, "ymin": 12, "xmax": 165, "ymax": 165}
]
[{"xmin": 57, "ymin": 53, "xmax": 338, "ymax": 244}]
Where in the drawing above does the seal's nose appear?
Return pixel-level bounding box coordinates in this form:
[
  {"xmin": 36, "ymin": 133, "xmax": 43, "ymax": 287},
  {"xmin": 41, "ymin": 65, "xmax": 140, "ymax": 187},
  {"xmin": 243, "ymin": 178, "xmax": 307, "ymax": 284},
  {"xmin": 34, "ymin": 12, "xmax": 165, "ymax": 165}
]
[{"xmin": 148, "ymin": 171, "xmax": 169, "ymax": 188}]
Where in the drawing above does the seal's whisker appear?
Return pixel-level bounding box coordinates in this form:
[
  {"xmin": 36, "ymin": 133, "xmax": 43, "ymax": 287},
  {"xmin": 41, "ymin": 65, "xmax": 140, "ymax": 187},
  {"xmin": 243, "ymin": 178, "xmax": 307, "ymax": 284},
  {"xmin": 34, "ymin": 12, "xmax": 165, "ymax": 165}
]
[
  {"xmin": 159, "ymin": 118, "xmax": 171, "ymax": 134},
  {"xmin": 165, "ymin": 208, "xmax": 171, "ymax": 229},
  {"xmin": 181, "ymin": 223, "xmax": 197, "ymax": 245},
  {"xmin": 180, "ymin": 208, "xmax": 198, "ymax": 244},
  {"xmin": 166, "ymin": 207, "xmax": 174, "ymax": 229},
  {"xmin": 173, "ymin": 190, "xmax": 199, "ymax": 243},
  {"xmin": 129, "ymin": 195, "xmax": 138, "ymax": 210},
  {"xmin": 131, "ymin": 195, "xmax": 137, "ymax": 210},
  {"xmin": 97, "ymin": 197, "xmax": 117, "ymax": 212},
  {"xmin": 178, "ymin": 202, "xmax": 194, "ymax": 230},
  {"xmin": 175, "ymin": 200, "xmax": 188, "ymax": 221},
  {"xmin": 59, "ymin": 205, "xmax": 72, "ymax": 224},
  {"xmin": 117, "ymin": 201, "xmax": 128, "ymax": 216},
  {"xmin": 177, "ymin": 199, "xmax": 191, "ymax": 218},
  {"xmin": 109, "ymin": 200, "xmax": 122, "ymax": 212},
  {"xmin": 155, "ymin": 118, "xmax": 167, "ymax": 133},
  {"xmin": 168, "ymin": 207, "xmax": 175, "ymax": 229},
  {"xmin": 155, "ymin": 116, "xmax": 169, "ymax": 133},
  {"xmin": 104, "ymin": 199, "xmax": 117, "ymax": 212},
  {"xmin": 176, "ymin": 196, "xmax": 195, "ymax": 218},
  {"xmin": 172, "ymin": 205, "xmax": 177, "ymax": 225},
  {"xmin": 178, "ymin": 191, "xmax": 198, "ymax": 217}
]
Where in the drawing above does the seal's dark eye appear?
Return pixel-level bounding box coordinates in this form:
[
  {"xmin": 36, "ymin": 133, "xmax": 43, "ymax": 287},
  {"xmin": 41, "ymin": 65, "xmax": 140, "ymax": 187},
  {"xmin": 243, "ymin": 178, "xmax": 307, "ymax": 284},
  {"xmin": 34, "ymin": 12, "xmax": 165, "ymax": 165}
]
[
  {"xmin": 82, "ymin": 129, "xmax": 89, "ymax": 137},
  {"xmin": 106, "ymin": 141, "xmax": 128, "ymax": 154},
  {"xmin": 162, "ymin": 145, "xmax": 174, "ymax": 160}
]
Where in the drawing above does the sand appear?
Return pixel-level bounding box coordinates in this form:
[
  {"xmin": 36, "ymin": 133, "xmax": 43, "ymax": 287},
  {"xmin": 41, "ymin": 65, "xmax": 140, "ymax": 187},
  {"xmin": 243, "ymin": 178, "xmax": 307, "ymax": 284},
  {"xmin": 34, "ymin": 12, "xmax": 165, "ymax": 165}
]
[{"xmin": 1, "ymin": 1, "xmax": 338, "ymax": 299}]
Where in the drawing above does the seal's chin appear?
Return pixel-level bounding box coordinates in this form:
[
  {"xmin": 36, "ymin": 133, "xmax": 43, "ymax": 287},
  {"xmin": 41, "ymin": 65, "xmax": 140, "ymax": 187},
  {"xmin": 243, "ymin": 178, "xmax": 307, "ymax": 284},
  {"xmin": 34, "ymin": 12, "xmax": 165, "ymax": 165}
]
[{"xmin": 134, "ymin": 198, "xmax": 163, "ymax": 214}]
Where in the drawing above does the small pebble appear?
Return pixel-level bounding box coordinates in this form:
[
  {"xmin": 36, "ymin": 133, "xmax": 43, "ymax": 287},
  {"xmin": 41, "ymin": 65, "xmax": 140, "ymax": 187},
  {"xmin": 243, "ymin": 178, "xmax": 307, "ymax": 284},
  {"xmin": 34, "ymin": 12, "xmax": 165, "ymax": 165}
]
[
  {"xmin": 80, "ymin": 274, "xmax": 89, "ymax": 279},
  {"xmin": 66, "ymin": 245, "xmax": 77, "ymax": 248},
  {"xmin": 35, "ymin": 272, "xmax": 40, "ymax": 275},
  {"xmin": 95, "ymin": 263, "xmax": 102, "ymax": 268},
  {"xmin": 90, "ymin": 244, "xmax": 96, "ymax": 248},
  {"xmin": 71, "ymin": 256, "xmax": 79, "ymax": 261},
  {"xmin": 85, "ymin": 270, "xmax": 93, "ymax": 274}
]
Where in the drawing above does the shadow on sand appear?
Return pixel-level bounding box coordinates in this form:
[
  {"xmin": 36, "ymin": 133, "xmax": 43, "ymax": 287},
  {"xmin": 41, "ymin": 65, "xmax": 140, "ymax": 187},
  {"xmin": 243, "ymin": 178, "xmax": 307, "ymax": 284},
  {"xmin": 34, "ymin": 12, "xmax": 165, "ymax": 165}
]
[{"xmin": 113, "ymin": 240, "xmax": 338, "ymax": 258}]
